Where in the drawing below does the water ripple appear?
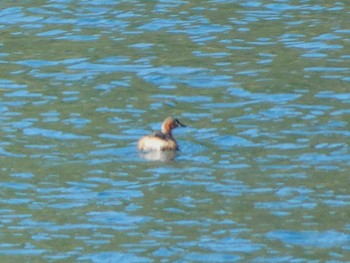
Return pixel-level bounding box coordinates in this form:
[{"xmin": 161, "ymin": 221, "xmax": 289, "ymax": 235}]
[
  {"xmin": 266, "ymin": 230, "xmax": 349, "ymax": 248},
  {"xmin": 0, "ymin": 0, "xmax": 349, "ymax": 262},
  {"xmin": 23, "ymin": 127, "xmax": 90, "ymax": 140}
]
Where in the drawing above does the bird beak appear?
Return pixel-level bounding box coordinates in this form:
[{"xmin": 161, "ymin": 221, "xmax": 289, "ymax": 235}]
[{"xmin": 176, "ymin": 119, "xmax": 186, "ymax": 127}]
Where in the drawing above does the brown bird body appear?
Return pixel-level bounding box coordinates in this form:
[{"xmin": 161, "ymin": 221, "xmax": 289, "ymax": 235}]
[{"xmin": 138, "ymin": 117, "xmax": 186, "ymax": 151}]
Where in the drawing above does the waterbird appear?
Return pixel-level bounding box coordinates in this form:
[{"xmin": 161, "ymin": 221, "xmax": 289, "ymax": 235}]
[{"xmin": 138, "ymin": 117, "xmax": 186, "ymax": 151}]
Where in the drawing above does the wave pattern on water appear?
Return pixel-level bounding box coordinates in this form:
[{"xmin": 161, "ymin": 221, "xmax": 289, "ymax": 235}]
[{"xmin": 0, "ymin": 0, "xmax": 349, "ymax": 262}]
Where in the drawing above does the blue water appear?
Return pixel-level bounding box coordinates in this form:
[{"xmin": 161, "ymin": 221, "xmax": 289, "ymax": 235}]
[{"xmin": 0, "ymin": 0, "xmax": 349, "ymax": 262}]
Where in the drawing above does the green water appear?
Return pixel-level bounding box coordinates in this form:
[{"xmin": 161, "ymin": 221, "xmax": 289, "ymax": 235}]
[{"xmin": 0, "ymin": 0, "xmax": 349, "ymax": 262}]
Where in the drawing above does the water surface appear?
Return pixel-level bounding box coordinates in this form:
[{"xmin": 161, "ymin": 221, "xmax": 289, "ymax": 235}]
[{"xmin": 0, "ymin": 0, "xmax": 349, "ymax": 262}]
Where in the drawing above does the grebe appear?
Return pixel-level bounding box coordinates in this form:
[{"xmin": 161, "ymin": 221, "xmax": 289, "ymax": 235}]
[{"xmin": 138, "ymin": 117, "xmax": 186, "ymax": 151}]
